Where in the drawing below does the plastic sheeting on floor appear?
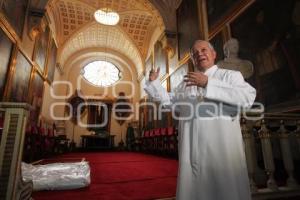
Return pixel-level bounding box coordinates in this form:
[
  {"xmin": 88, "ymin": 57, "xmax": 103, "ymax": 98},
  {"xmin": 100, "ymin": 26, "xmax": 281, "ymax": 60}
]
[{"xmin": 22, "ymin": 161, "xmax": 90, "ymax": 191}]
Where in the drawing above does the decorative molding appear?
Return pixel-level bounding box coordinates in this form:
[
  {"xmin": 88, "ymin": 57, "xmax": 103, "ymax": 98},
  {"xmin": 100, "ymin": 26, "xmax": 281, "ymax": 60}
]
[
  {"xmin": 27, "ymin": 8, "xmax": 45, "ymax": 41},
  {"xmin": 161, "ymin": 30, "xmax": 177, "ymax": 58},
  {"xmin": 0, "ymin": 13, "xmax": 21, "ymax": 44}
]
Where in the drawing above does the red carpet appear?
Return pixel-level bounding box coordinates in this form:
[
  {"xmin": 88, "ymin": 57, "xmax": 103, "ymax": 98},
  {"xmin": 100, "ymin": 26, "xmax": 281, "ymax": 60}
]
[{"xmin": 32, "ymin": 152, "xmax": 178, "ymax": 200}]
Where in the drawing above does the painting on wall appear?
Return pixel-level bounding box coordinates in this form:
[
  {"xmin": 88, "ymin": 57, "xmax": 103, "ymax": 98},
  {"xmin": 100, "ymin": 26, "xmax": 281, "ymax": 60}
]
[
  {"xmin": 9, "ymin": 49, "xmax": 32, "ymax": 102},
  {"xmin": 206, "ymin": 0, "xmax": 243, "ymax": 30},
  {"xmin": 46, "ymin": 38, "xmax": 57, "ymax": 83},
  {"xmin": 0, "ymin": 28, "xmax": 14, "ymax": 100},
  {"xmin": 170, "ymin": 62, "xmax": 190, "ymax": 92},
  {"xmin": 206, "ymin": 0, "xmax": 255, "ymax": 35},
  {"xmin": 177, "ymin": 0, "xmax": 201, "ymax": 60},
  {"xmin": 144, "ymin": 53, "xmax": 153, "ymax": 80},
  {"xmin": 34, "ymin": 25, "xmax": 50, "ymax": 73},
  {"xmin": 1, "ymin": 0, "xmax": 28, "ymax": 39},
  {"xmin": 209, "ymin": 31, "xmax": 224, "ymax": 63},
  {"xmin": 230, "ymin": 0, "xmax": 300, "ymax": 108},
  {"xmin": 29, "ymin": 71, "xmax": 44, "ymax": 123},
  {"xmin": 154, "ymin": 40, "xmax": 167, "ymax": 78}
]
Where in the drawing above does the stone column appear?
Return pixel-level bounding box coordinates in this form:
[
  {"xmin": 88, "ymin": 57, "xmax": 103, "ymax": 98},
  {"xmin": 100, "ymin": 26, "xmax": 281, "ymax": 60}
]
[
  {"xmin": 259, "ymin": 120, "xmax": 278, "ymax": 191},
  {"xmin": 279, "ymin": 120, "xmax": 298, "ymax": 188},
  {"xmin": 241, "ymin": 118, "xmax": 258, "ymax": 192}
]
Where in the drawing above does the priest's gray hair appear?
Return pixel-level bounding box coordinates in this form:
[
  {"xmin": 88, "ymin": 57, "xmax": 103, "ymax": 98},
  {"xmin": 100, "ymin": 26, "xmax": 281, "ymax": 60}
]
[
  {"xmin": 190, "ymin": 40, "xmax": 215, "ymax": 64},
  {"xmin": 190, "ymin": 40, "xmax": 215, "ymax": 54}
]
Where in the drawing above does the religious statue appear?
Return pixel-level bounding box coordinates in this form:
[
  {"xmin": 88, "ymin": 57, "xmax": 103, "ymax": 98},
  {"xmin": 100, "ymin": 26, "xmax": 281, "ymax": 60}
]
[
  {"xmin": 114, "ymin": 92, "xmax": 132, "ymax": 148},
  {"xmin": 67, "ymin": 90, "xmax": 85, "ymax": 124},
  {"xmin": 66, "ymin": 90, "xmax": 86, "ymax": 150},
  {"xmin": 217, "ymin": 38, "xmax": 254, "ymax": 79},
  {"xmin": 114, "ymin": 92, "xmax": 132, "ymax": 126}
]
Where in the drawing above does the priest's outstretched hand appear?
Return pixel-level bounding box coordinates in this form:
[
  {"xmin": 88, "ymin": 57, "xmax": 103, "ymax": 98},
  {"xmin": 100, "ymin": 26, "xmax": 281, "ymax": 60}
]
[
  {"xmin": 149, "ymin": 67, "xmax": 160, "ymax": 81},
  {"xmin": 184, "ymin": 72, "xmax": 208, "ymax": 88}
]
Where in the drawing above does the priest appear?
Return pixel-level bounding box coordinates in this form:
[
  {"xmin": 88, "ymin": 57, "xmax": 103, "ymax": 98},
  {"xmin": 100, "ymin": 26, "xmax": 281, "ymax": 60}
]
[{"xmin": 144, "ymin": 40, "xmax": 256, "ymax": 200}]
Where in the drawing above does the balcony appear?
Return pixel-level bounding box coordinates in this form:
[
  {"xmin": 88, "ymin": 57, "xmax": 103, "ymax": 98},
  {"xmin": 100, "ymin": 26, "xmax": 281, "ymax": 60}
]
[{"xmin": 241, "ymin": 113, "xmax": 300, "ymax": 199}]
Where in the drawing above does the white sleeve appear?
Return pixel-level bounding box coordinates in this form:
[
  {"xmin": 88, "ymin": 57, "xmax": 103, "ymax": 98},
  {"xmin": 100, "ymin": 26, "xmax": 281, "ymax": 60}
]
[
  {"xmin": 144, "ymin": 79, "xmax": 172, "ymax": 106},
  {"xmin": 204, "ymin": 71, "xmax": 256, "ymax": 108}
]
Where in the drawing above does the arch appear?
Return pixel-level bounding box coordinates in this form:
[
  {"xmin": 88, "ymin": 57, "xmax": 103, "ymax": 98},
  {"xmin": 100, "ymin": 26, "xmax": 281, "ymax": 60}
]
[
  {"xmin": 59, "ymin": 22, "xmax": 143, "ymax": 75},
  {"xmin": 64, "ymin": 47, "xmax": 138, "ymax": 82}
]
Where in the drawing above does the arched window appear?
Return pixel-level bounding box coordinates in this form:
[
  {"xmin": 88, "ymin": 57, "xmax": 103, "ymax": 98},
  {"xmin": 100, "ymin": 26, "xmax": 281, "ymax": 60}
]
[{"xmin": 81, "ymin": 60, "xmax": 121, "ymax": 87}]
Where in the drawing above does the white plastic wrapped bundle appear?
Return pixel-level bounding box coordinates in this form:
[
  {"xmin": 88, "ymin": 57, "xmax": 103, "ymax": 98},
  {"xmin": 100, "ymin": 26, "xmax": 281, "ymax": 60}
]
[{"xmin": 22, "ymin": 161, "xmax": 91, "ymax": 191}]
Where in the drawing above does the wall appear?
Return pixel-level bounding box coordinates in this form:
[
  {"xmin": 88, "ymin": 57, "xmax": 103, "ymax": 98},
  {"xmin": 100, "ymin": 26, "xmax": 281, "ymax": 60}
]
[
  {"xmin": 0, "ymin": 2, "xmax": 146, "ymax": 148},
  {"xmin": 44, "ymin": 53, "xmax": 141, "ymax": 147},
  {"xmin": 0, "ymin": 2, "xmax": 58, "ymax": 126},
  {"xmin": 41, "ymin": 66, "xmax": 64, "ymax": 120}
]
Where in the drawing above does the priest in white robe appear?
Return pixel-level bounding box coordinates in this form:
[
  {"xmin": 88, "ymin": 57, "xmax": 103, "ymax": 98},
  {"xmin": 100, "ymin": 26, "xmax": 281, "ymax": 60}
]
[{"xmin": 144, "ymin": 40, "xmax": 256, "ymax": 200}]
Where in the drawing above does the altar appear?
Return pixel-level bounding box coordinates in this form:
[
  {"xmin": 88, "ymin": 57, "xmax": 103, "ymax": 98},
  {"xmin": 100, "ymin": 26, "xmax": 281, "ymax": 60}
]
[{"xmin": 81, "ymin": 134, "xmax": 115, "ymax": 150}]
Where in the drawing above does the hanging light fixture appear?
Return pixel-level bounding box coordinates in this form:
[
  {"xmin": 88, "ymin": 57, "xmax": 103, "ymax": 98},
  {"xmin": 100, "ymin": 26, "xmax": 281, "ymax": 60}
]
[{"xmin": 94, "ymin": 8, "xmax": 120, "ymax": 25}]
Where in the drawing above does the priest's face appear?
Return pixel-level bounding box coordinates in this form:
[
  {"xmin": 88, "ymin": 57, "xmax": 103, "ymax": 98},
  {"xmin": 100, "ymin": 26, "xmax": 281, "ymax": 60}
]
[{"xmin": 191, "ymin": 40, "xmax": 216, "ymax": 71}]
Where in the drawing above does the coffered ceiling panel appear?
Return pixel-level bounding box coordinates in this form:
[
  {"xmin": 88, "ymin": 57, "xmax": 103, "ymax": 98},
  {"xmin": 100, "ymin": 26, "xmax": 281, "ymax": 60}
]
[
  {"xmin": 119, "ymin": 11, "xmax": 156, "ymax": 56},
  {"xmin": 50, "ymin": 0, "xmax": 95, "ymax": 44},
  {"xmin": 48, "ymin": 0, "xmax": 164, "ymax": 59},
  {"xmin": 60, "ymin": 22, "xmax": 143, "ymax": 75}
]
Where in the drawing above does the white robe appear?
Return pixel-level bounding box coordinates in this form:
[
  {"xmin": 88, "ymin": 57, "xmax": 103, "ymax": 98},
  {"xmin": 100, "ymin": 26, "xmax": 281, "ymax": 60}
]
[{"xmin": 144, "ymin": 65, "xmax": 256, "ymax": 200}]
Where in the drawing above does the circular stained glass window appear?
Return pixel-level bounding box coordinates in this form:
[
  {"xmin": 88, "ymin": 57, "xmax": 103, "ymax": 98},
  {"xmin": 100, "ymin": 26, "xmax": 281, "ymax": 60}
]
[{"xmin": 81, "ymin": 61, "xmax": 121, "ymax": 87}]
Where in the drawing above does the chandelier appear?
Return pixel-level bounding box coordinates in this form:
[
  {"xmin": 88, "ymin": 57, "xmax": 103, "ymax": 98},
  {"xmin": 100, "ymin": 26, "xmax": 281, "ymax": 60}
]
[{"xmin": 94, "ymin": 8, "xmax": 120, "ymax": 25}]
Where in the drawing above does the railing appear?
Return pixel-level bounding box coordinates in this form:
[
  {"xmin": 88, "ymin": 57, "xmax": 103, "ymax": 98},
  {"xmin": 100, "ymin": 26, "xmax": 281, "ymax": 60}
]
[
  {"xmin": 139, "ymin": 126, "xmax": 178, "ymax": 155},
  {"xmin": 0, "ymin": 103, "xmax": 33, "ymax": 200},
  {"xmin": 242, "ymin": 113, "xmax": 300, "ymax": 199},
  {"xmin": 138, "ymin": 111, "xmax": 300, "ymax": 199}
]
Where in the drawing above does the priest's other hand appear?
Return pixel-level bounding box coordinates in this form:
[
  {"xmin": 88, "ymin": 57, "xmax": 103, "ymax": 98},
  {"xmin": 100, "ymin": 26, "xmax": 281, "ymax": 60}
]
[
  {"xmin": 184, "ymin": 72, "xmax": 208, "ymax": 88},
  {"xmin": 149, "ymin": 67, "xmax": 160, "ymax": 81}
]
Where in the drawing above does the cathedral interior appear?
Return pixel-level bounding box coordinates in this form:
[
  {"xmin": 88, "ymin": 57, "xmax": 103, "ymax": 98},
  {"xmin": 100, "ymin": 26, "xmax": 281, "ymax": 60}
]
[{"xmin": 0, "ymin": 0, "xmax": 300, "ymax": 199}]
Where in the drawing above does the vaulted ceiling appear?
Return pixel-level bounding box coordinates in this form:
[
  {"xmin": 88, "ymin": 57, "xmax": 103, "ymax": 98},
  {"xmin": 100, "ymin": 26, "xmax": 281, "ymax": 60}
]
[
  {"xmin": 59, "ymin": 22, "xmax": 143, "ymax": 71},
  {"xmin": 46, "ymin": 0, "xmax": 165, "ymax": 76}
]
